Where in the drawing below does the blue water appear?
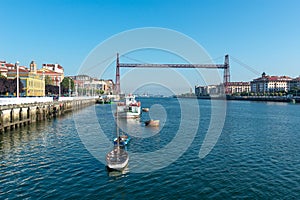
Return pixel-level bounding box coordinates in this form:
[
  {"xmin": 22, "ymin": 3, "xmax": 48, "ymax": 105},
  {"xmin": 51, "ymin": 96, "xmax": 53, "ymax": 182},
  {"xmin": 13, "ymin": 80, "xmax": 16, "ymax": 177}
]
[{"xmin": 1, "ymin": 98, "xmax": 300, "ymax": 199}]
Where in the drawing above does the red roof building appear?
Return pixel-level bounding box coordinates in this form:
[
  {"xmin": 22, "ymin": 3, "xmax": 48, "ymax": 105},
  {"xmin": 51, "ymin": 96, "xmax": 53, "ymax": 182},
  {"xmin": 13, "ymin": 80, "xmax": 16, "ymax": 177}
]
[
  {"xmin": 37, "ymin": 63, "xmax": 64, "ymax": 86},
  {"xmin": 251, "ymin": 73, "xmax": 292, "ymax": 93}
]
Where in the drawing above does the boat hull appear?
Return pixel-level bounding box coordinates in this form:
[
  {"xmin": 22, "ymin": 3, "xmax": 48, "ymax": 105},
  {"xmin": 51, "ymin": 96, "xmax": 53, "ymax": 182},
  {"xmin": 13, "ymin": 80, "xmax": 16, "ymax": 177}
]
[
  {"xmin": 142, "ymin": 108, "xmax": 149, "ymax": 112},
  {"xmin": 117, "ymin": 111, "xmax": 141, "ymax": 119},
  {"xmin": 106, "ymin": 148, "xmax": 129, "ymax": 171},
  {"xmin": 145, "ymin": 120, "xmax": 160, "ymax": 127}
]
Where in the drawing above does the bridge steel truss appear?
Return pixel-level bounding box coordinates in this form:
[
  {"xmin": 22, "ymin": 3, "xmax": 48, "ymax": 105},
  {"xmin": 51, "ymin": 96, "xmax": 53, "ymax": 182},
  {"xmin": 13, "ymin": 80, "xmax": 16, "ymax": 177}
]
[{"xmin": 115, "ymin": 54, "xmax": 230, "ymax": 94}]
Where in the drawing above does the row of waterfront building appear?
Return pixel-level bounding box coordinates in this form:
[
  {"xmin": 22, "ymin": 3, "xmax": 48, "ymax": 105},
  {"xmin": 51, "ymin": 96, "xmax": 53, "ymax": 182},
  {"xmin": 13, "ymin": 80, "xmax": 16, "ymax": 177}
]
[
  {"xmin": 0, "ymin": 61, "xmax": 114, "ymax": 97},
  {"xmin": 195, "ymin": 72, "xmax": 300, "ymax": 96},
  {"xmin": 68, "ymin": 75, "xmax": 114, "ymax": 96},
  {"xmin": 2, "ymin": 60, "xmax": 300, "ymax": 97}
]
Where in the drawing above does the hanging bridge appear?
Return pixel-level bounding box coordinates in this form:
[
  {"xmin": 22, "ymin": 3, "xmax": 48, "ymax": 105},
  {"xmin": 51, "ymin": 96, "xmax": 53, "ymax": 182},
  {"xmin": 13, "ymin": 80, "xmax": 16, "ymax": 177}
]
[{"xmin": 115, "ymin": 54, "xmax": 230, "ymax": 94}]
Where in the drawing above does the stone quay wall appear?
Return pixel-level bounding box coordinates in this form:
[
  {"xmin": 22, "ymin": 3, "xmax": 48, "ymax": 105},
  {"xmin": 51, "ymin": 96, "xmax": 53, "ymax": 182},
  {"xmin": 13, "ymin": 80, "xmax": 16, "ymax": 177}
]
[{"xmin": 0, "ymin": 97, "xmax": 96, "ymax": 132}]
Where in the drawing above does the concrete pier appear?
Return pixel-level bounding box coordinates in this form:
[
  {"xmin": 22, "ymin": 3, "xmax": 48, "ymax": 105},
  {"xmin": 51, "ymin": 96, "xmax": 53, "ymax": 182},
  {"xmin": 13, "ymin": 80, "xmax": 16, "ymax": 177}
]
[{"xmin": 0, "ymin": 97, "xmax": 96, "ymax": 133}]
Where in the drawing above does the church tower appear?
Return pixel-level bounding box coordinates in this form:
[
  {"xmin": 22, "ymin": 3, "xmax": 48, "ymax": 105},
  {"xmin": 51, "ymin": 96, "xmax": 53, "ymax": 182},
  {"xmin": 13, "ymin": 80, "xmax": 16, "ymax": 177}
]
[{"xmin": 30, "ymin": 61, "xmax": 37, "ymax": 73}]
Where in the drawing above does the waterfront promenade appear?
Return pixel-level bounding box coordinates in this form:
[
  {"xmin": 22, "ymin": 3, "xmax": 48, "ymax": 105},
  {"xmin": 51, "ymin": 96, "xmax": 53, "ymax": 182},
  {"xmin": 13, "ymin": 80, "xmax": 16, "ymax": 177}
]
[
  {"xmin": 226, "ymin": 95, "xmax": 300, "ymax": 103},
  {"xmin": 0, "ymin": 97, "xmax": 97, "ymax": 132},
  {"xmin": 195, "ymin": 95, "xmax": 300, "ymax": 103}
]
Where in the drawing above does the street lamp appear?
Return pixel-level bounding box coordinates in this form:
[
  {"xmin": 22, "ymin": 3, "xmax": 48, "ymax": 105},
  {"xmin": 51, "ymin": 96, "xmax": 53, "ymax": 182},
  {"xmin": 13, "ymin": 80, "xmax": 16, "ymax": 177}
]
[
  {"xmin": 16, "ymin": 61, "xmax": 19, "ymax": 98},
  {"xmin": 58, "ymin": 77, "xmax": 61, "ymax": 97},
  {"xmin": 42, "ymin": 71, "xmax": 45, "ymax": 97},
  {"xmin": 92, "ymin": 86, "xmax": 94, "ymax": 97}
]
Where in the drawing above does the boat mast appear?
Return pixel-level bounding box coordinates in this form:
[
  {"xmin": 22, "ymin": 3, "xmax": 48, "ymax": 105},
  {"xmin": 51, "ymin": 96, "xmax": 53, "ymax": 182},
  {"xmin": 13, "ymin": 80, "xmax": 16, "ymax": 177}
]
[
  {"xmin": 116, "ymin": 53, "xmax": 120, "ymax": 152},
  {"xmin": 116, "ymin": 109, "xmax": 120, "ymax": 152}
]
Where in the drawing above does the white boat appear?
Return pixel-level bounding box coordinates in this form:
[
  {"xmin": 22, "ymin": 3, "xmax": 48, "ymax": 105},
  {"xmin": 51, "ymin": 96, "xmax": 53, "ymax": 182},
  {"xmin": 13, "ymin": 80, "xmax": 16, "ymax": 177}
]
[
  {"xmin": 106, "ymin": 102, "xmax": 129, "ymax": 171},
  {"xmin": 116, "ymin": 94, "xmax": 141, "ymax": 119},
  {"xmin": 106, "ymin": 147, "xmax": 129, "ymax": 171}
]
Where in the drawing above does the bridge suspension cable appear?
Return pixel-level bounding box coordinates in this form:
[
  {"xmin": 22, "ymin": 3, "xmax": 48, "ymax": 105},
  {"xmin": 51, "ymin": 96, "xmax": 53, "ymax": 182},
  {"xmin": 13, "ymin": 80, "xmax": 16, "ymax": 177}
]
[
  {"xmin": 230, "ymin": 56, "xmax": 261, "ymax": 76},
  {"xmin": 79, "ymin": 54, "xmax": 116, "ymax": 75},
  {"xmin": 121, "ymin": 55, "xmax": 150, "ymax": 64}
]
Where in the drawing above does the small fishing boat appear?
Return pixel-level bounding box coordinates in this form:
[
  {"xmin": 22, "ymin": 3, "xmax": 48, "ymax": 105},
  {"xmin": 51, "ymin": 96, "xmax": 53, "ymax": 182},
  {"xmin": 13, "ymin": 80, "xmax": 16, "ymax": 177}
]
[
  {"xmin": 116, "ymin": 94, "xmax": 141, "ymax": 119},
  {"xmin": 114, "ymin": 133, "xmax": 131, "ymax": 146},
  {"xmin": 142, "ymin": 107, "xmax": 149, "ymax": 112},
  {"xmin": 96, "ymin": 96, "xmax": 111, "ymax": 104},
  {"xmin": 145, "ymin": 119, "xmax": 160, "ymax": 127}
]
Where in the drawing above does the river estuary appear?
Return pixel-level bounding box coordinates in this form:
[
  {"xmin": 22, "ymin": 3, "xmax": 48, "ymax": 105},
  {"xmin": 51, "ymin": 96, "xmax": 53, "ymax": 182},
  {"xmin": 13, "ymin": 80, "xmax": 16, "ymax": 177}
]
[{"xmin": 1, "ymin": 98, "xmax": 300, "ymax": 199}]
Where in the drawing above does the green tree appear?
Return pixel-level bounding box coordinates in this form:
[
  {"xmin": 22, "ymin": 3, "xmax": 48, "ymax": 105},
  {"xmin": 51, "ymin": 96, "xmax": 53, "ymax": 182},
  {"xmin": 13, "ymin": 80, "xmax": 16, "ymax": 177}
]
[
  {"xmin": 45, "ymin": 75, "xmax": 53, "ymax": 85},
  {"xmin": 5, "ymin": 78, "xmax": 24, "ymax": 95},
  {"xmin": 289, "ymin": 87, "xmax": 299, "ymax": 96},
  {"xmin": 0, "ymin": 76, "xmax": 8, "ymax": 95},
  {"xmin": 60, "ymin": 77, "xmax": 74, "ymax": 95}
]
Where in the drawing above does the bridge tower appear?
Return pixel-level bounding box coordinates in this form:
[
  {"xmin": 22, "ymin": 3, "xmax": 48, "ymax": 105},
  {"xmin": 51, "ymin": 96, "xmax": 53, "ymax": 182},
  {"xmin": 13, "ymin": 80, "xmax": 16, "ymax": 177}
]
[
  {"xmin": 223, "ymin": 54, "xmax": 230, "ymax": 94},
  {"xmin": 115, "ymin": 53, "xmax": 120, "ymax": 95}
]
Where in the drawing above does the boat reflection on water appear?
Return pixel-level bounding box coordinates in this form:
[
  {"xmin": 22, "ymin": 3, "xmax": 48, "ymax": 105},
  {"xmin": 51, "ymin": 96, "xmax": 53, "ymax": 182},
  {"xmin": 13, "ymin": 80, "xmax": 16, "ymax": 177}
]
[{"xmin": 106, "ymin": 165, "xmax": 129, "ymax": 178}]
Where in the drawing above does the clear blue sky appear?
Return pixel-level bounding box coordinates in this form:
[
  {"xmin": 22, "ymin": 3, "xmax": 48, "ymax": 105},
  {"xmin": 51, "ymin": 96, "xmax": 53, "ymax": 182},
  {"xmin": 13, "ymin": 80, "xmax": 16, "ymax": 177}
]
[{"xmin": 1, "ymin": 0, "xmax": 300, "ymax": 93}]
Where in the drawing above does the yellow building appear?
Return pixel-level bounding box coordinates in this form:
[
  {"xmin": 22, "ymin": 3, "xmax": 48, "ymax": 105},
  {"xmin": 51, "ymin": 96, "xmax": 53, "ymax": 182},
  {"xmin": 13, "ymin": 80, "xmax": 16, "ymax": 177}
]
[
  {"xmin": 7, "ymin": 61, "xmax": 45, "ymax": 97},
  {"xmin": 22, "ymin": 74, "xmax": 45, "ymax": 96}
]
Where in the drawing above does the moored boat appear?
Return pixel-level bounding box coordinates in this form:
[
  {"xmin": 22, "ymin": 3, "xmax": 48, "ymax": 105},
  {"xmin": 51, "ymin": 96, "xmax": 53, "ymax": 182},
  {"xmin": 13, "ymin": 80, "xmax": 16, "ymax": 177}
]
[
  {"xmin": 96, "ymin": 96, "xmax": 111, "ymax": 104},
  {"xmin": 106, "ymin": 147, "xmax": 129, "ymax": 170},
  {"xmin": 114, "ymin": 133, "xmax": 131, "ymax": 146},
  {"xmin": 116, "ymin": 94, "xmax": 141, "ymax": 119},
  {"xmin": 142, "ymin": 107, "xmax": 149, "ymax": 112},
  {"xmin": 145, "ymin": 119, "xmax": 160, "ymax": 127}
]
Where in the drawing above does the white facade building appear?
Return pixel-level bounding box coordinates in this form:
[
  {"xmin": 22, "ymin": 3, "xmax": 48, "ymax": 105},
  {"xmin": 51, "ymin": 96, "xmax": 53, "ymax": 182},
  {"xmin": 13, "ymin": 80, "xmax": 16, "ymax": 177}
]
[
  {"xmin": 195, "ymin": 84, "xmax": 224, "ymax": 96},
  {"xmin": 69, "ymin": 75, "xmax": 114, "ymax": 95},
  {"xmin": 227, "ymin": 82, "xmax": 250, "ymax": 94},
  {"xmin": 251, "ymin": 73, "xmax": 292, "ymax": 93},
  {"xmin": 42, "ymin": 63, "xmax": 64, "ymax": 74}
]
